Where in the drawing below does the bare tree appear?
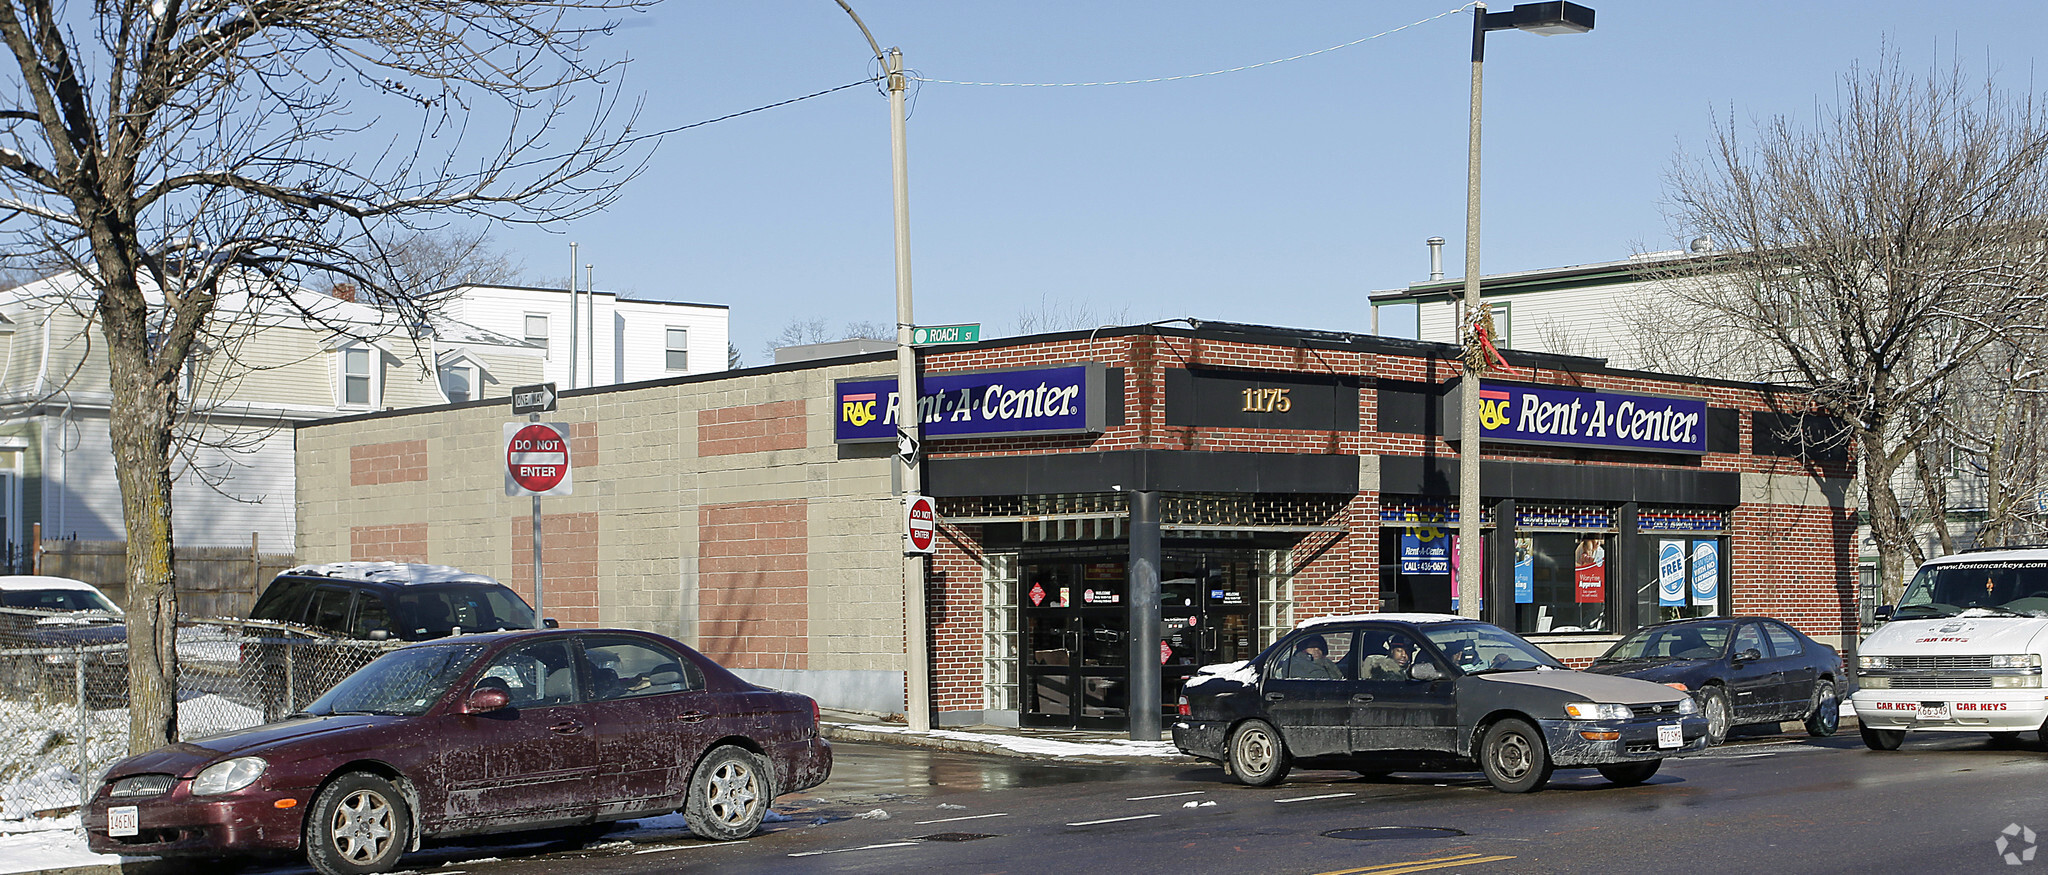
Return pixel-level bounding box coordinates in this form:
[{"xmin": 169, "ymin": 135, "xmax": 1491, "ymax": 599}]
[
  {"xmin": 365, "ymin": 227, "xmax": 528, "ymax": 303},
  {"xmin": 761, "ymin": 317, "xmax": 890, "ymax": 363},
  {"xmin": 0, "ymin": 0, "xmax": 648, "ymax": 750},
  {"xmin": 1014, "ymin": 294, "xmax": 1129, "ymax": 336},
  {"xmin": 1655, "ymin": 55, "xmax": 2048, "ymax": 603}
]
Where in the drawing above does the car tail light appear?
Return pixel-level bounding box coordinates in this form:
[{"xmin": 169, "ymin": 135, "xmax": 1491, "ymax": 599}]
[
  {"xmin": 811, "ymin": 698, "xmax": 820, "ymax": 725},
  {"xmin": 1176, "ymin": 695, "xmax": 1190, "ymax": 717}
]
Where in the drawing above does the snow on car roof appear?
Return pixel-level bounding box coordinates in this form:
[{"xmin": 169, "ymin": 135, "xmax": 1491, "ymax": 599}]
[
  {"xmin": 283, "ymin": 562, "xmax": 503, "ymax": 586},
  {"xmin": 0, "ymin": 575, "xmax": 103, "ymax": 592},
  {"xmin": 1296, "ymin": 612, "xmax": 1469, "ymax": 629}
]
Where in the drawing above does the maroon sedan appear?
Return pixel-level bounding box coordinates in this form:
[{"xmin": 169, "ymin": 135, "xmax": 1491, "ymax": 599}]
[{"xmin": 84, "ymin": 628, "xmax": 831, "ymax": 875}]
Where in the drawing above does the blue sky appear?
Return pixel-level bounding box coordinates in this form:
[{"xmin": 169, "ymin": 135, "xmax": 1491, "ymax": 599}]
[{"xmin": 492, "ymin": 2, "xmax": 2045, "ymax": 366}]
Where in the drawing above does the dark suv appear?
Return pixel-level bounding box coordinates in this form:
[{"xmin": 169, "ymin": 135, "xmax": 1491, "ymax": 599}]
[{"xmin": 243, "ymin": 562, "xmax": 544, "ymax": 717}]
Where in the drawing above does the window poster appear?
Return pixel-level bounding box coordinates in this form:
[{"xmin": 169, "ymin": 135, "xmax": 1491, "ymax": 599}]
[
  {"xmin": 1514, "ymin": 536, "xmax": 1534, "ymax": 604},
  {"xmin": 1690, "ymin": 540, "xmax": 1720, "ymax": 606},
  {"xmin": 1574, "ymin": 536, "xmax": 1606, "ymax": 604},
  {"xmin": 1400, "ymin": 526, "xmax": 1450, "ymax": 575},
  {"xmin": 1658, "ymin": 539, "xmax": 1687, "ymax": 606}
]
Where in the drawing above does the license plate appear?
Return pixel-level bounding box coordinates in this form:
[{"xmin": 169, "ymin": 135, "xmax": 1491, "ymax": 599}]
[
  {"xmin": 1657, "ymin": 723, "xmax": 1683, "ymax": 749},
  {"xmin": 107, "ymin": 805, "xmax": 138, "ymax": 837},
  {"xmin": 1918, "ymin": 701, "xmax": 1950, "ymax": 721}
]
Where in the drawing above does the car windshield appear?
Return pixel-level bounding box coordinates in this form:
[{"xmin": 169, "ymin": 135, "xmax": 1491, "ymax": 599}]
[
  {"xmin": 1599, "ymin": 624, "xmax": 1730, "ymax": 662},
  {"xmin": 1895, "ymin": 560, "xmax": 2048, "ymax": 620},
  {"xmin": 1422, "ymin": 623, "xmax": 1566, "ymax": 673},
  {"xmin": 2, "ymin": 587, "xmax": 120, "ymax": 613},
  {"xmin": 393, "ymin": 586, "xmax": 535, "ymax": 636},
  {"xmin": 304, "ymin": 641, "xmax": 486, "ymax": 716}
]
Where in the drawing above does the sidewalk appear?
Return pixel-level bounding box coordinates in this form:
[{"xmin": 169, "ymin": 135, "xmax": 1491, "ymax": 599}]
[{"xmin": 817, "ymin": 709, "xmax": 1196, "ymax": 765}]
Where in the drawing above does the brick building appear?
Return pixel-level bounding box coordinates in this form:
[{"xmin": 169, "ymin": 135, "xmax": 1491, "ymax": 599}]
[{"xmin": 294, "ymin": 321, "xmax": 1855, "ymax": 732}]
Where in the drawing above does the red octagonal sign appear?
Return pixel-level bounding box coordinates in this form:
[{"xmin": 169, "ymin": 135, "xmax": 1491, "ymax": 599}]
[
  {"xmin": 506, "ymin": 422, "xmax": 572, "ymax": 496},
  {"xmin": 905, "ymin": 493, "xmax": 936, "ymax": 554}
]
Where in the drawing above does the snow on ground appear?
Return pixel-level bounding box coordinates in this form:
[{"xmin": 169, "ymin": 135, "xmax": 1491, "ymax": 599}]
[
  {"xmin": 828, "ymin": 722, "xmax": 1186, "ymax": 759},
  {"xmin": 0, "ymin": 816, "xmax": 126, "ymax": 875}
]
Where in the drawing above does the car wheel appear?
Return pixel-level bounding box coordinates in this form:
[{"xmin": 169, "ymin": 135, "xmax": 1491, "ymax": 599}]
[
  {"xmin": 1803, "ymin": 679, "xmax": 1839, "ymax": 737},
  {"xmin": 684, "ymin": 746, "xmax": 770, "ymax": 841},
  {"xmin": 1479, "ymin": 718, "xmax": 1553, "ymax": 793},
  {"xmin": 1595, "ymin": 760, "xmax": 1661, "ymax": 786},
  {"xmin": 1860, "ymin": 725, "xmax": 1905, "ymax": 751},
  {"xmin": 305, "ymin": 773, "xmax": 410, "ymax": 875},
  {"xmin": 1698, "ymin": 686, "xmax": 1732, "ymax": 746},
  {"xmin": 1226, "ymin": 719, "xmax": 1291, "ymax": 787}
]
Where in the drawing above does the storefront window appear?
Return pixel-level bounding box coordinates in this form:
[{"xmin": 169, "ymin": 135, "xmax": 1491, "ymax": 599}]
[
  {"xmin": 1501, "ymin": 533, "xmax": 1610, "ymax": 634},
  {"xmin": 1636, "ymin": 535, "xmax": 1726, "ymax": 622}
]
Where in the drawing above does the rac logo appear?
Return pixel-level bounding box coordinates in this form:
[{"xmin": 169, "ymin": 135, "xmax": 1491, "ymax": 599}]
[{"xmin": 842, "ymin": 392, "xmax": 878, "ymax": 427}]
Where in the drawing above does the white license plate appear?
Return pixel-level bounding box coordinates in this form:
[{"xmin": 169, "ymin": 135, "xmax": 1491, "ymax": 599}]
[
  {"xmin": 1657, "ymin": 723, "xmax": 1683, "ymax": 749},
  {"xmin": 107, "ymin": 805, "xmax": 138, "ymax": 837},
  {"xmin": 1918, "ymin": 701, "xmax": 1950, "ymax": 721}
]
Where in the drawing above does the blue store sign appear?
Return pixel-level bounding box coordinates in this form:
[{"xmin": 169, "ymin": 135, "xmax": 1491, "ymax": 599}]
[
  {"xmin": 835, "ymin": 363, "xmax": 1108, "ymax": 443},
  {"xmin": 1463, "ymin": 383, "xmax": 1709, "ymax": 455}
]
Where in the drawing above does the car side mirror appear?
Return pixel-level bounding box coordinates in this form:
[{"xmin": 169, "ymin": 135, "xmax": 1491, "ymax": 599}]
[
  {"xmin": 1733, "ymin": 648, "xmax": 1762, "ymax": 664},
  {"xmin": 1409, "ymin": 662, "xmax": 1442, "ymax": 682},
  {"xmin": 463, "ymin": 687, "xmax": 511, "ymax": 714},
  {"xmin": 1873, "ymin": 605, "xmax": 1894, "ymax": 623},
  {"xmin": 543, "ymin": 618, "xmax": 560, "ymax": 629}
]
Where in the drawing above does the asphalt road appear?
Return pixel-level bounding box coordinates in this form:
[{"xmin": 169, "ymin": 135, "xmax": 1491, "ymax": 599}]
[{"xmin": 228, "ymin": 730, "xmax": 2048, "ymax": 875}]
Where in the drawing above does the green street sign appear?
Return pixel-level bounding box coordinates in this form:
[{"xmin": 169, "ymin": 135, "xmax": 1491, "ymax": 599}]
[{"xmin": 911, "ymin": 323, "xmax": 981, "ymax": 345}]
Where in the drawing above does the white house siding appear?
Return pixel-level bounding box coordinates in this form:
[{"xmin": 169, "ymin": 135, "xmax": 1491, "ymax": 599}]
[{"xmin": 442, "ymin": 284, "xmax": 729, "ymax": 388}]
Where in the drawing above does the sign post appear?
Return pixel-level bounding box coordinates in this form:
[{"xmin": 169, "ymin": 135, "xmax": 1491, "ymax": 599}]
[{"xmin": 507, "ymin": 418, "xmax": 572, "ymax": 627}]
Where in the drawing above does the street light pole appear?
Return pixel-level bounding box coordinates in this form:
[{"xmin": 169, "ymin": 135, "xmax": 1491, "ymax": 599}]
[
  {"xmin": 837, "ymin": 1, "xmax": 930, "ymax": 732},
  {"xmin": 1458, "ymin": 1, "xmax": 1595, "ymax": 620}
]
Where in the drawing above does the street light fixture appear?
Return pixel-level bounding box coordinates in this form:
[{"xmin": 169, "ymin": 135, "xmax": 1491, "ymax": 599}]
[
  {"xmin": 835, "ymin": 0, "xmax": 931, "ymax": 731},
  {"xmin": 1456, "ymin": 1, "xmax": 1594, "ymax": 620}
]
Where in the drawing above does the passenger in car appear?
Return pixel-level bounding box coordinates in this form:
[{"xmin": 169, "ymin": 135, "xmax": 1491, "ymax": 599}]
[
  {"xmin": 1363, "ymin": 639, "xmax": 1417, "ymax": 680},
  {"xmin": 1287, "ymin": 634, "xmax": 1346, "ymax": 680}
]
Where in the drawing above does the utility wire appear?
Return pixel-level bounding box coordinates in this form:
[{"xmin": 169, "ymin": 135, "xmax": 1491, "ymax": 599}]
[{"xmin": 914, "ymin": 4, "xmax": 1472, "ymax": 88}]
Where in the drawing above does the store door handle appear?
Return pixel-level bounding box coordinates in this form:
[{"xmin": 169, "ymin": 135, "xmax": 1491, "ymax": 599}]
[{"xmin": 1265, "ymin": 692, "xmax": 1286, "ymax": 701}]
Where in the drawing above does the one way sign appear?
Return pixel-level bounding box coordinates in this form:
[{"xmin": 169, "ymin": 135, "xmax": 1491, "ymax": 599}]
[{"xmin": 511, "ymin": 383, "xmax": 558, "ymax": 415}]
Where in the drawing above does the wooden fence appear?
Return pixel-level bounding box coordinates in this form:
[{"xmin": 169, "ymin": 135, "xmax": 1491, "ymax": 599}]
[{"xmin": 35, "ymin": 531, "xmax": 297, "ymax": 619}]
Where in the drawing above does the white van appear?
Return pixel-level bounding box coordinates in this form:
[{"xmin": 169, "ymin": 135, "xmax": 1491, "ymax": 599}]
[{"xmin": 1851, "ymin": 546, "xmax": 2048, "ymax": 750}]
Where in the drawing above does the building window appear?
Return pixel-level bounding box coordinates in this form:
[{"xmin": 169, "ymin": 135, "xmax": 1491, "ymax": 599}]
[
  {"xmin": 525, "ymin": 314, "xmax": 549, "ymax": 351},
  {"xmin": 1501, "ymin": 532, "xmax": 1609, "ymax": 634},
  {"xmin": 983, "ymin": 553, "xmax": 1018, "ymax": 713},
  {"xmin": 666, "ymin": 327, "xmax": 688, "ymax": 371},
  {"xmin": 441, "ymin": 364, "xmax": 472, "ymax": 403},
  {"xmin": 341, "ymin": 346, "xmax": 373, "ymax": 406}
]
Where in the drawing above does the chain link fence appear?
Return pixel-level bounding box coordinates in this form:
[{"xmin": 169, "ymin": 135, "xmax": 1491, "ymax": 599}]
[{"xmin": 0, "ymin": 609, "xmax": 403, "ymax": 828}]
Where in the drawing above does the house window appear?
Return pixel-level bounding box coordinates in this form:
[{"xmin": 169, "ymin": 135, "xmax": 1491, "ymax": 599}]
[
  {"xmin": 666, "ymin": 328, "xmax": 688, "ymax": 371},
  {"xmin": 525, "ymin": 315, "xmax": 549, "ymax": 351},
  {"xmin": 441, "ymin": 364, "xmax": 472, "ymax": 403},
  {"xmin": 342, "ymin": 347, "xmax": 373, "ymax": 406}
]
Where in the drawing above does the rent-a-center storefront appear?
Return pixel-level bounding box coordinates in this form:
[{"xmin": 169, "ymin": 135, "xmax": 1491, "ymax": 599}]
[{"xmin": 295, "ymin": 321, "xmax": 1856, "ymax": 732}]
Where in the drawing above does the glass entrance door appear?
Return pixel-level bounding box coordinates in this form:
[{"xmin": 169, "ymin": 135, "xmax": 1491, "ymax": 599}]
[
  {"xmin": 1020, "ymin": 562, "xmax": 1129, "ymax": 728},
  {"xmin": 1160, "ymin": 554, "xmax": 1259, "ymax": 718}
]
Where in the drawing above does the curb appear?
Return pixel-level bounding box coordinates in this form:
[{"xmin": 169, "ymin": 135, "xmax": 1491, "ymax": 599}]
[{"xmin": 818, "ymin": 722, "xmax": 1199, "ymax": 765}]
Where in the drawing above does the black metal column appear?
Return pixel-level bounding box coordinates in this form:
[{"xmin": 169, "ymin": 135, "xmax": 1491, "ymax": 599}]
[
  {"xmin": 1615, "ymin": 501, "xmax": 1639, "ymax": 634},
  {"xmin": 1127, "ymin": 490, "xmax": 1162, "ymax": 741},
  {"xmin": 1486, "ymin": 498, "xmax": 1516, "ymax": 626}
]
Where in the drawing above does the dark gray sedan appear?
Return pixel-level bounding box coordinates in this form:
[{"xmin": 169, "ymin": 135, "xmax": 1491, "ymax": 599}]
[
  {"xmin": 1583, "ymin": 616, "xmax": 1843, "ymax": 745},
  {"xmin": 1171, "ymin": 613, "xmax": 1709, "ymax": 793}
]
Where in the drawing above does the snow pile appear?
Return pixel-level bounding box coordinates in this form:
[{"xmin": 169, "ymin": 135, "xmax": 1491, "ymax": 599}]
[{"xmin": 0, "ymin": 816, "xmax": 126, "ymax": 875}]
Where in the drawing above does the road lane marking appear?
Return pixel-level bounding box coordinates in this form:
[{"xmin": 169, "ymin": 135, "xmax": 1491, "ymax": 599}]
[
  {"xmin": 788, "ymin": 841, "xmax": 920, "ymax": 857},
  {"xmin": 1312, "ymin": 852, "xmax": 1517, "ymax": 875},
  {"xmin": 1066, "ymin": 814, "xmax": 1162, "ymax": 826},
  {"xmin": 631, "ymin": 840, "xmax": 749, "ymax": 855},
  {"xmin": 1128, "ymin": 790, "xmax": 1206, "ymax": 800},
  {"xmin": 913, "ymin": 812, "xmax": 1011, "ymax": 825},
  {"xmin": 1274, "ymin": 792, "xmax": 1358, "ymax": 803}
]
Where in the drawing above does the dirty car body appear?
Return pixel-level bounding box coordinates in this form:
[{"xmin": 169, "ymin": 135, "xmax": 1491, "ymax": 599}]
[
  {"xmin": 1583, "ymin": 616, "xmax": 1843, "ymax": 744},
  {"xmin": 1172, "ymin": 614, "xmax": 1708, "ymax": 792},
  {"xmin": 85, "ymin": 628, "xmax": 830, "ymax": 875}
]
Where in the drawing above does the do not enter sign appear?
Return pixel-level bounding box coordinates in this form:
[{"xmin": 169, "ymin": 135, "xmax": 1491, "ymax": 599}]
[
  {"xmin": 904, "ymin": 493, "xmax": 936, "ymax": 554},
  {"xmin": 506, "ymin": 422, "xmax": 573, "ymax": 496}
]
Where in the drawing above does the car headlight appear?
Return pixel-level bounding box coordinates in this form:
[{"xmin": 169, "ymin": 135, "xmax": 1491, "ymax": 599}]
[
  {"xmin": 191, "ymin": 757, "xmax": 267, "ymax": 795},
  {"xmin": 1859, "ymin": 676, "xmax": 1891, "ymax": 688},
  {"xmin": 1990, "ymin": 654, "xmax": 2042, "ymax": 669},
  {"xmin": 1564, "ymin": 702, "xmax": 1633, "ymax": 720},
  {"xmin": 1675, "ymin": 696, "xmax": 1699, "ymax": 715},
  {"xmin": 1859, "ymin": 655, "xmax": 1890, "ymax": 670},
  {"xmin": 1992, "ymin": 675, "xmax": 2044, "ymax": 688}
]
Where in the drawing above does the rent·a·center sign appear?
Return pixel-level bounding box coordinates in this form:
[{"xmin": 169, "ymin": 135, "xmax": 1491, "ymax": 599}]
[{"xmin": 505, "ymin": 422, "xmax": 573, "ymax": 496}]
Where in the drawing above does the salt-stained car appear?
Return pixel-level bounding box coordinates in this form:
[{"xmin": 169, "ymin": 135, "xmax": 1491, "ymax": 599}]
[
  {"xmin": 1583, "ymin": 617, "xmax": 1843, "ymax": 745},
  {"xmin": 84, "ymin": 628, "xmax": 830, "ymax": 875},
  {"xmin": 1172, "ymin": 613, "xmax": 1708, "ymax": 793}
]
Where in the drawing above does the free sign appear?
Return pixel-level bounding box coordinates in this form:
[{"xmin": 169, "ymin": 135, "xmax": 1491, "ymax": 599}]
[{"xmin": 506, "ymin": 423, "xmax": 573, "ymax": 496}]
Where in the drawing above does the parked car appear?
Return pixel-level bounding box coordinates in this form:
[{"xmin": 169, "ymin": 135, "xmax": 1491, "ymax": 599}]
[
  {"xmin": 85, "ymin": 627, "xmax": 831, "ymax": 875},
  {"xmin": 0, "ymin": 575, "xmax": 126, "ymax": 698},
  {"xmin": 242, "ymin": 562, "xmax": 548, "ymax": 718},
  {"xmin": 1584, "ymin": 617, "xmax": 1843, "ymax": 745},
  {"xmin": 1172, "ymin": 613, "xmax": 1709, "ymax": 793}
]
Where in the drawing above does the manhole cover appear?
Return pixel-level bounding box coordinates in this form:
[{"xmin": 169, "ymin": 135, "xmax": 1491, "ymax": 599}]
[
  {"xmin": 1322, "ymin": 826, "xmax": 1468, "ymax": 841},
  {"xmin": 913, "ymin": 832, "xmax": 1000, "ymax": 843}
]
